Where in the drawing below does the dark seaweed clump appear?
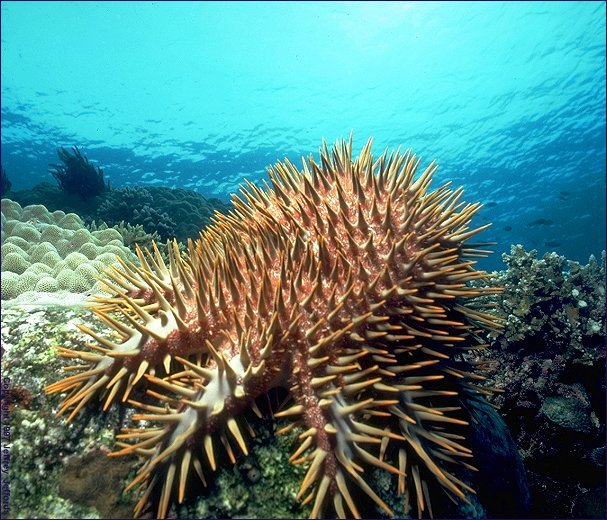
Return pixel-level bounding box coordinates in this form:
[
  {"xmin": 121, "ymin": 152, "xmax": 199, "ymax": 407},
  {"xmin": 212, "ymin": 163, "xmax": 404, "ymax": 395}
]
[
  {"xmin": 49, "ymin": 146, "xmax": 110, "ymax": 200},
  {"xmin": 1, "ymin": 164, "xmax": 11, "ymax": 196}
]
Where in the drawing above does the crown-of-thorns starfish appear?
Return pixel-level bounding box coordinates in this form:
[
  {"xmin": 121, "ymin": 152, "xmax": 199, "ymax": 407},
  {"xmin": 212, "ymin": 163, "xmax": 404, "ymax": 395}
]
[{"xmin": 46, "ymin": 136, "xmax": 502, "ymax": 519}]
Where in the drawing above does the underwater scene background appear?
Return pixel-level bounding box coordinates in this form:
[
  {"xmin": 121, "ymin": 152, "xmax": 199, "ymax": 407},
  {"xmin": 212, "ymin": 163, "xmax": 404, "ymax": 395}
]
[
  {"xmin": 1, "ymin": 1, "xmax": 605, "ymax": 271},
  {"xmin": 1, "ymin": 2, "xmax": 606, "ymax": 520}
]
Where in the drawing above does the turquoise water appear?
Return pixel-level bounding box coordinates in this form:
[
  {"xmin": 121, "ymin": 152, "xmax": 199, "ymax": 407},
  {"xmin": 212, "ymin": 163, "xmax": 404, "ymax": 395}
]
[{"xmin": 1, "ymin": 1, "xmax": 605, "ymax": 271}]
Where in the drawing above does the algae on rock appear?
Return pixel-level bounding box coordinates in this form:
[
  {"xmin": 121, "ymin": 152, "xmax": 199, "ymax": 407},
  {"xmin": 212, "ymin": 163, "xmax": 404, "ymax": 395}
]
[
  {"xmin": 176, "ymin": 419, "xmax": 309, "ymax": 519},
  {"xmin": 0, "ymin": 301, "xmax": 134, "ymax": 519}
]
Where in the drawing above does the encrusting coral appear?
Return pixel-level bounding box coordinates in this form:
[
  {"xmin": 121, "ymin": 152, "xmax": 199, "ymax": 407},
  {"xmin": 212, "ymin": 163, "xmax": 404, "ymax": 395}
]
[
  {"xmin": 1, "ymin": 199, "xmax": 135, "ymax": 300},
  {"xmin": 45, "ymin": 137, "xmax": 503, "ymax": 518}
]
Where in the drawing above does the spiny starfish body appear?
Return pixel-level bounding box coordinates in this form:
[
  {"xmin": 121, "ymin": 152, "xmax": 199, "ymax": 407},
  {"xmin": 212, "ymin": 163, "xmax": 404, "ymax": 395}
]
[{"xmin": 46, "ymin": 137, "xmax": 501, "ymax": 518}]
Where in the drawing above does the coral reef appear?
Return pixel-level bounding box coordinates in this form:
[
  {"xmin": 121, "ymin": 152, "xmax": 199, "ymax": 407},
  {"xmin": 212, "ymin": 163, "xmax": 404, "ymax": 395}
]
[
  {"xmin": 95, "ymin": 185, "xmax": 230, "ymax": 241},
  {"xmin": 7, "ymin": 182, "xmax": 97, "ymax": 220},
  {"xmin": 147, "ymin": 186, "xmax": 229, "ymax": 240},
  {"xmin": 3, "ymin": 241, "xmax": 599, "ymax": 519},
  {"xmin": 1, "ymin": 199, "xmax": 135, "ymax": 300},
  {"xmin": 87, "ymin": 220, "xmax": 161, "ymax": 252},
  {"xmin": 476, "ymin": 245, "xmax": 606, "ymax": 518},
  {"xmin": 96, "ymin": 186, "xmax": 177, "ymax": 240},
  {"xmin": 1, "ymin": 164, "xmax": 11, "ymax": 197},
  {"xmin": 8, "ymin": 183, "xmax": 229, "ymax": 243},
  {"xmin": 493, "ymin": 245, "xmax": 605, "ymax": 346},
  {"xmin": 45, "ymin": 137, "xmax": 510, "ymax": 519},
  {"xmin": 49, "ymin": 147, "xmax": 110, "ymax": 200}
]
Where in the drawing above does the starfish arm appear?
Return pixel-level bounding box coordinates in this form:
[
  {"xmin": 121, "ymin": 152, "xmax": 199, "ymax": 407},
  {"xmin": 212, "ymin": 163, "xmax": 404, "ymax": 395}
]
[
  {"xmin": 45, "ymin": 241, "xmax": 210, "ymax": 420},
  {"xmin": 111, "ymin": 351, "xmax": 270, "ymax": 518},
  {"xmin": 280, "ymin": 372, "xmax": 404, "ymax": 519}
]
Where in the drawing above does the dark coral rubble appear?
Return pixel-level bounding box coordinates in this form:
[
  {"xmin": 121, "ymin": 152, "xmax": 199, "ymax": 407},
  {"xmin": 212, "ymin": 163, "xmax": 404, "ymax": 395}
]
[{"xmin": 476, "ymin": 245, "xmax": 606, "ymax": 518}]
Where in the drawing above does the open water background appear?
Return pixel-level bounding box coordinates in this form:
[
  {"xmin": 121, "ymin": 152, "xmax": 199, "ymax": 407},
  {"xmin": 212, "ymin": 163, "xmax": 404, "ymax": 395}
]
[{"xmin": 1, "ymin": 1, "xmax": 605, "ymax": 271}]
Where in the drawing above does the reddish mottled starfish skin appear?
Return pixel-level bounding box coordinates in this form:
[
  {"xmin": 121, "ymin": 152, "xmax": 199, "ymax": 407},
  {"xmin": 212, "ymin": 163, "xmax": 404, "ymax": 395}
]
[{"xmin": 46, "ymin": 137, "xmax": 502, "ymax": 519}]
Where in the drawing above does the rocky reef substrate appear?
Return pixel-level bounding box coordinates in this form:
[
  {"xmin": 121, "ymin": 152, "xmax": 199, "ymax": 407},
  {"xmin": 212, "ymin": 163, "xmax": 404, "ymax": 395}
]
[
  {"xmin": 0, "ymin": 245, "xmax": 604, "ymax": 518},
  {"xmin": 477, "ymin": 245, "xmax": 606, "ymax": 519}
]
